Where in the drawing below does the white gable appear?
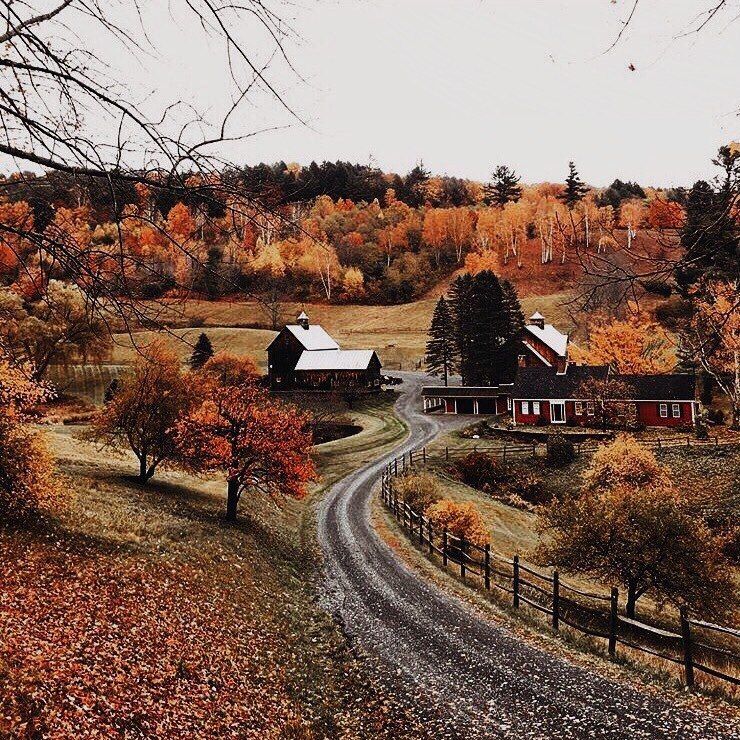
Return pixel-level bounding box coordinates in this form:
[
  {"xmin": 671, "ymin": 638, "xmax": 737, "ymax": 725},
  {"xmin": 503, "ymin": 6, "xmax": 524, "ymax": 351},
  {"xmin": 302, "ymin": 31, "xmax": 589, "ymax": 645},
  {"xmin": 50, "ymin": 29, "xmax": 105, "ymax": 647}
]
[
  {"xmin": 524, "ymin": 323, "xmax": 568, "ymax": 357},
  {"xmin": 285, "ymin": 324, "xmax": 340, "ymax": 351}
]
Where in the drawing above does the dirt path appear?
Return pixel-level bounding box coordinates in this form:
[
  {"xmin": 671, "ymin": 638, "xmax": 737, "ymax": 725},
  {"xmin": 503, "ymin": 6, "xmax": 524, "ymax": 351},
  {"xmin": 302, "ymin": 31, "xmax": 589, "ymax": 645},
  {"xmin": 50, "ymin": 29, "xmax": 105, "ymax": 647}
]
[{"xmin": 317, "ymin": 373, "xmax": 738, "ymax": 739}]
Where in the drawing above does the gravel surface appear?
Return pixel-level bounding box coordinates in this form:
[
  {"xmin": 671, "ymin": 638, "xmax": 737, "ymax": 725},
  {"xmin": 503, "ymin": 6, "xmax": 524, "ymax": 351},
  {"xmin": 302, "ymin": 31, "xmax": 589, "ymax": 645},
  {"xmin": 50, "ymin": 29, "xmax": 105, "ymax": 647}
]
[{"xmin": 318, "ymin": 373, "xmax": 739, "ymax": 739}]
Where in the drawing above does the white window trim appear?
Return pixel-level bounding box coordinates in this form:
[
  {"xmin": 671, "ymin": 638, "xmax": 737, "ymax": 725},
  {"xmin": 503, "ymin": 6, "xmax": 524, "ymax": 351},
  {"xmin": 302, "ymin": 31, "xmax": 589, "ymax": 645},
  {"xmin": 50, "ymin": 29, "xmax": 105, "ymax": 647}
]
[
  {"xmin": 586, "ymin": 401, "xmax": 595, "ymax": 416},
  {"xmin": 672, "ymin": 403, "xmax": 681, "ymax": 418},
  {"xmin": 550, "ymin": 400, "xmax": 566, "ymax": 424},
  {"xmin": 522, "ymin": 401, "xmax": 530, "ymax": 415},
  {"xmin": 574, "ymin": 401, "xmax": 583, "ymax": 416},
  {"xmin": 532, "ymin": 401, "xmax": 541, "ymax": 415},
  {"xmin": 659, "ymin": 403, "xmax": 668, "ymax": 418},
  {"xmin": 507, "ymin": 397, "xmax": 512, "ymax": 411}
]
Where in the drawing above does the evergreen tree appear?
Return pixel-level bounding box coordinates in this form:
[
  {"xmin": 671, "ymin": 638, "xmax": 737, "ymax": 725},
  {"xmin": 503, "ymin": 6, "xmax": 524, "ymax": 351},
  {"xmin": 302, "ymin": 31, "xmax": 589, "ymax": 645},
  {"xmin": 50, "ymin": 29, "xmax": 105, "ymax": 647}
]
[
  {"xmin": 449, "ymin": 271, "xmax": 523, "ymax": 386},
  {"xmin": 484, "ymin": 165, "xmax": 522, "ymax": 208},
  {"xmin": 676, "ymin": 147, "xmax": 739, "ymax": 293},
  {"xmin": 189, "ymin": 333, "xmax": 214, "ymax": 370},
  {"xmin": 559, "ymin": 161, "xmax": 589, "ymax": 209},
  {"xmin": 448, "ymin": 272, "xmax": 475, "ymax": 384},
  {"xmin": 425, "ymin": 296, "xmax": 458, "ymax": 386},
  {"xmin": 401, "ymin": 162, "xmax": 430, "ymax": 207}
]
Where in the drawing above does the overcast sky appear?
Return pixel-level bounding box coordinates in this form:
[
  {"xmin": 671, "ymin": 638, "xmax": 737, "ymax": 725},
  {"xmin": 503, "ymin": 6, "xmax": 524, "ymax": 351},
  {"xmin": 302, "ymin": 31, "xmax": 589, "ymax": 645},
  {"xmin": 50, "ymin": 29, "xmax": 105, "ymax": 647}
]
[
  {"xmin": 8, "ymin": 1, "xmax": 740, "ymax": 188},
  {"xmin": 217, "ymin": 0, "xmax": 740, "ymax": 187}
]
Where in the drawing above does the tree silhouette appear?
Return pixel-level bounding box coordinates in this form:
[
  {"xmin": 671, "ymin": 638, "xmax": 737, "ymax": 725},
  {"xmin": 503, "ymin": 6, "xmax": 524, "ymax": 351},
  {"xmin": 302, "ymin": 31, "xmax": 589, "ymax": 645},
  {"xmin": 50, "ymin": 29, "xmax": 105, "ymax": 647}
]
[
  {"xmin": 189, "ymin": 333, "xmax": 215, "ymax": 370},
  {"xmin": 425, "ymin": 296, "xmax": 457, "ymax": 386}
]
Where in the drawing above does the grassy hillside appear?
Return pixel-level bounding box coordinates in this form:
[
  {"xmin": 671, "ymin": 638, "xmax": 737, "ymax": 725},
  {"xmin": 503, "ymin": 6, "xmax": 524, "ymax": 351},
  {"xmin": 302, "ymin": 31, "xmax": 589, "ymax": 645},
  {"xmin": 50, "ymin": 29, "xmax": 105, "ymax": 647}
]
[
  {"xmin": 112, "ymin": 291, "xmax": 578, "ymax": 371},
  {"xmin": 0, "ymin": 394, "xmax": 417, "ymax": 738}
]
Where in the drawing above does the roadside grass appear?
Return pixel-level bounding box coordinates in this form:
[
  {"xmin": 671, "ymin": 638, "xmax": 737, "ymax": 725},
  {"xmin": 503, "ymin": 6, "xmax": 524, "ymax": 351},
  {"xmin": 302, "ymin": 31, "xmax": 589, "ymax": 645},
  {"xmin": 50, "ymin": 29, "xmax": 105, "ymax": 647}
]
[
  {"xmin": 374, "ymin": 492, "xmax": 740, "ymax": 706},
  {"xmin": 0, "ymin": 392, "xmax": 414, "ymax": 738}
]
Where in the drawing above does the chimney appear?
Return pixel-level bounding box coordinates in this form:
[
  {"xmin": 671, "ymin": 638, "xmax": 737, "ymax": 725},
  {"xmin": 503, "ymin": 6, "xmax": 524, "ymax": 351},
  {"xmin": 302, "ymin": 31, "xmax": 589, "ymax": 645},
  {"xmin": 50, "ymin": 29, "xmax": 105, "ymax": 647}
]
[
  {"xmin": 297, "ymin": 310, "xmax": 309, "ymax": 330},
  {"xmin": 529, "ymin": 311, "xmax": 545, "ymax": 330}
]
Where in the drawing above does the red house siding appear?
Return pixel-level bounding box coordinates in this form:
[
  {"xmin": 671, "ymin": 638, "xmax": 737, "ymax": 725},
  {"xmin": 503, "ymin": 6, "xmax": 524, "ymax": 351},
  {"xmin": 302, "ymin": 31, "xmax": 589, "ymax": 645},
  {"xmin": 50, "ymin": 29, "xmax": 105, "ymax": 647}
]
[{"xmin": 514, "ymin": 399, "xmax": 695, "ymax": 427}]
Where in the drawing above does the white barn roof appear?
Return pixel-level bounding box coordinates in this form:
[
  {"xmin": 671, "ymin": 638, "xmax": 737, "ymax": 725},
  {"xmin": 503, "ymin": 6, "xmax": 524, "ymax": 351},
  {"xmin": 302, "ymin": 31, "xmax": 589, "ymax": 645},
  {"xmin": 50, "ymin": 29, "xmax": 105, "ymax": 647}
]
[
  {"xmin": 285, "ymin": 324, "xmax": 340, "ymax": 351},
  {"xmin": 524, "ymin": 323, "xmax": 569, "ymax": 357},
  {"xmin": 294, "ymin": 349, "xmax": 376, "ymax": 371}
]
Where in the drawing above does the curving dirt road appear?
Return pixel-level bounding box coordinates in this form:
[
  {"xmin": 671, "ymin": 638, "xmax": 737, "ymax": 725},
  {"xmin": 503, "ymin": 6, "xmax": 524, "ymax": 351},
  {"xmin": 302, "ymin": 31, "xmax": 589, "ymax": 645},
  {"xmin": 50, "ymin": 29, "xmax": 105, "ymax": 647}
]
[{"xmin": 318, "ymin": 373, "xmax": 739, "ymax": 739}]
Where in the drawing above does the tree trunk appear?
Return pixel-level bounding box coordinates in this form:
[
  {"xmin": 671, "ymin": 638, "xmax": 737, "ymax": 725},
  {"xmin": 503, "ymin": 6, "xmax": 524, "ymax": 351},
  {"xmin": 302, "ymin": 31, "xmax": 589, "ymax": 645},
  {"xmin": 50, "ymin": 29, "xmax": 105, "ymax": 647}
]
[
  {"xmin": 138, "ymin": 454, "xmax": 149, "ymax": 483},
  {"xmin": 226, "ymin": 478, "xmax": 240, "ymax": 521}
]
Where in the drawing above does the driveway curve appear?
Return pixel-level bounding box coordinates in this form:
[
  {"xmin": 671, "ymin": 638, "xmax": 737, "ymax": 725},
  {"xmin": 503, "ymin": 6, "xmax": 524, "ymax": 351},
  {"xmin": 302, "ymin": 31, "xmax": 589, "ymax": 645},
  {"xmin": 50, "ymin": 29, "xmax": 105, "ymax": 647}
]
[{"xmin": 317, "ymin": 373, "xmax": 738, "ymax": 739}]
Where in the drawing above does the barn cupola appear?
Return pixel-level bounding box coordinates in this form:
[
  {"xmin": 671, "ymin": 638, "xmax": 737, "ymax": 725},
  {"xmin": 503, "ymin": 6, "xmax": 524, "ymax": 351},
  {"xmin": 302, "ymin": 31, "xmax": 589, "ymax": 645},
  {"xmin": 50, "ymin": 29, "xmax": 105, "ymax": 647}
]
[
  {"xmin": 297, "ymin": 310, "xmax": 310, "ymax": 330},
  {"xmin": 529, "ymin": 311, "xmax": 545, "ymax": 330}
]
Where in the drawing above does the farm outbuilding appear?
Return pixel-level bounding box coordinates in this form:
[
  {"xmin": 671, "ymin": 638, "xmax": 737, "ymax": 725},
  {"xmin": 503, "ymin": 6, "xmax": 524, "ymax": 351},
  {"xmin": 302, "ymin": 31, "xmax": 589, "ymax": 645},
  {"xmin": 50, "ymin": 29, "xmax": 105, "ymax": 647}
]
[{"xmin": 267, "ymin": 312, "xmax": 382, "ymax": 392}]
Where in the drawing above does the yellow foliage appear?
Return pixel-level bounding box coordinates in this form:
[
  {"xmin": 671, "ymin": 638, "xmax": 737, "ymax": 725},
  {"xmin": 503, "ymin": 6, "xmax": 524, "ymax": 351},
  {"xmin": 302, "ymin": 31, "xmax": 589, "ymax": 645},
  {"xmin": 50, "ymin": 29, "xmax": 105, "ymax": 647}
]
[
  {"xmin": 425, "ymin": 499, "xmax": 489, "ymax": 546},
  {"xmin": 571, "ymin": 314, "xmax": 674, "ymax": 374},
  {"xmin": 394, "ymin": 472, "xmax": 441, "ymax": 512},
  {"xmin": 584, "ymin": 435, "xmax": 671, "ymax": 492}
]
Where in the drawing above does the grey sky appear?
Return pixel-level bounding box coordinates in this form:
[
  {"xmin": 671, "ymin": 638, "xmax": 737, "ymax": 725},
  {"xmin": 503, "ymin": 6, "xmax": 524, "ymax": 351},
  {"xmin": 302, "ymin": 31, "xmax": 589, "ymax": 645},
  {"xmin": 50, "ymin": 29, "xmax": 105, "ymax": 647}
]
[{"xmin": 7, "ymin": 1, "xmax": 740, "ymax": 187}]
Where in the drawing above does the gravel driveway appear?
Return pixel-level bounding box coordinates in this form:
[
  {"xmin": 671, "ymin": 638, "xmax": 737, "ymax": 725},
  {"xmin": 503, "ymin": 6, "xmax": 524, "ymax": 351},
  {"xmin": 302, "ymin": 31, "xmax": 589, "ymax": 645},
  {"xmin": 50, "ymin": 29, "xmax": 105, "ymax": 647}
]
[{"xmin": 317, "ymin": 373, "xmax": 739, "ymax": 739}]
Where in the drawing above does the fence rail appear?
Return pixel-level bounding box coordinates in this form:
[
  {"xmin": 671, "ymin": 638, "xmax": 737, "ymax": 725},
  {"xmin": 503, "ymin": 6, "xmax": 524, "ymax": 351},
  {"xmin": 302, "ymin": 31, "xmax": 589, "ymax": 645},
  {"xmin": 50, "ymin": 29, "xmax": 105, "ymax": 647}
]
[
  {"xmin": 418, "ymin": 434, "xmax": 739, "ymax": 464},
  {"xmin": 380, "ymin": 447, "xmax": 740, "ymax": 690}
]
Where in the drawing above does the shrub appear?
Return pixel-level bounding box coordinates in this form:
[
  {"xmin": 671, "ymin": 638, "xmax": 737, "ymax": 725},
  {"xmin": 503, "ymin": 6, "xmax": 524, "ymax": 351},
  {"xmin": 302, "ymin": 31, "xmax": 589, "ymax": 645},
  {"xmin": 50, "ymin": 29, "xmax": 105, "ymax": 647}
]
[
  {"xmin": 455, "ymin": 452, "xmax": 507, "ymax": 492},
  {"xmin": 546, "ymin": 433, "xmax": 575, "ymax": 468},
  {"xmin": 506, "ymin": 468, "xmax": 547, "ymax": 506},
  {"xmin": 535, "ymin": 415, "xmax": 548, "ymax": 427},
  {"xmin": 425, "ymin": 499, "xmax": 489, "ymax": 546},
  {"xmin": 584, "ymin": 435, "xmax": 670, "ymax": 492},
  {"xmin": 707, "ymin": 408, "xmax": 725, "ymax": 425},
  {"xmin": 0, "ymin": 417, "xmax": 62, "ymax": 521},
  {"xmin": 394, "ymin": 472, "xmax": 441, "ymax": 512},
  {"xmin": 695, "ymin": 419, "xmax": 709, "ymax": 440}
]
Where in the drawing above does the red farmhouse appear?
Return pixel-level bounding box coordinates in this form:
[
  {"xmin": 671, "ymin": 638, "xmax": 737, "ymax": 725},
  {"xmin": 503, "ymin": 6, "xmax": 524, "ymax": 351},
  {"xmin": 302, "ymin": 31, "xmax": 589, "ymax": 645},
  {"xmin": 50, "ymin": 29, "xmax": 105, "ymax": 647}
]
[{"xmin": 422, "ymin": 311, "xmax": 698, "ymax": 428}]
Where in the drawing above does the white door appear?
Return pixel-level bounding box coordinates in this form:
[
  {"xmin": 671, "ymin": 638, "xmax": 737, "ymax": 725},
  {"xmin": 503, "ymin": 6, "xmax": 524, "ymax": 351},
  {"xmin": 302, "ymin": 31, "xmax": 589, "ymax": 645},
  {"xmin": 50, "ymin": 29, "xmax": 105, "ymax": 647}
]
[{"xmin": 550, "ymin": 401, "xmax": 566, "ymax": 424}]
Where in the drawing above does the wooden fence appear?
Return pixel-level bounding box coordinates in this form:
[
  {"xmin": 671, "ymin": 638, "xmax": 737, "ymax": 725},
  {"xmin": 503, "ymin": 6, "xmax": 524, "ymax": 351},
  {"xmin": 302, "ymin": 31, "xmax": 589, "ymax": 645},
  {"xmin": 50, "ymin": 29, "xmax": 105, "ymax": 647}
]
[
  {"xmin": 380, "ymin": 450, "xmax": 740, "ymax": 690},
  {"xmin": 421, "ymin": 434, "xmax": 739, "ymax": 464}
]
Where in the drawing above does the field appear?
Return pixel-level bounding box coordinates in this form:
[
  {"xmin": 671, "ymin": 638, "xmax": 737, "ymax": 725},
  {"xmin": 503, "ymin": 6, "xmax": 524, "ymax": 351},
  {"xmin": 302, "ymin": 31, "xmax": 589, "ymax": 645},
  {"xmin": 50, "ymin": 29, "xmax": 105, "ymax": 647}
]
[
  {"xmin": 0, "ymin": 393, "xmax": 415, "ymax": 738},
  {"xmin": 110, "ymin": 290, "xmax": 578, "ymax": 372}
]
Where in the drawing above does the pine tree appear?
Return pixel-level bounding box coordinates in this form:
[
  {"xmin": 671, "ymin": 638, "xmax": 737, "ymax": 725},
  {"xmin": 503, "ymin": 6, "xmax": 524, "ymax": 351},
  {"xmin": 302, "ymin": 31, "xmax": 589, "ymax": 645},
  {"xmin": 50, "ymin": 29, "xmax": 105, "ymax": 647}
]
[
  {"xmin": 559, "ymin": 161, "xmax": 589, "ymax": 209},
  {"xmin": 676, "ymin": 147, "xmax": 739, "ymax": 293},
  {"xmin": 484, "ymin": 165, "xmax": 522, "ymax": 208},
  {"xmin": 449, "ymin": 271, "xmax": 523, "ymax": 386},
  {"xmin": 189, "ymin": 333, "xmax": 214, "ymax": 370},
  {"xmin": 425, "ymin": 296, "xmax": 457, "ymax": 386}
]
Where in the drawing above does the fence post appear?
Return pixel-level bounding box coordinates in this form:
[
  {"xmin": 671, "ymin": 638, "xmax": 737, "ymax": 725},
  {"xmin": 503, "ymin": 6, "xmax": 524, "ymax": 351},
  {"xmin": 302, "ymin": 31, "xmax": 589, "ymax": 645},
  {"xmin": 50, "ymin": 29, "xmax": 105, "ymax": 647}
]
[
  {"xmin": 419, "ymin": 512, "xmax": 424, "ymax": 544},
  {"xmin": 394, "ymin": 458, "xmax": 398, "ymax": 476},
  {"xmin": 409, "ymin": 450, "xmax": 413, "ymax": 466},
  {"xmin": 442, "ymin": 529, "xmax": 448, "ymax": 567},
  {"xmin": 403, "ymin": 453, "xmax": 407, "ymax": 473},
  {"xmin": 460, "ymin": 540, "xmax": 466, "ymax": 580},
  {"xmin": 680, "ymin": 607, "xmax": 695, "ymax": 689},
  {"xmin": 715, "ymin": 435, "xmax": 719, "ymax": 447},
  {"xmin": 532, "ymin": 442, "xmax": 536, "ymax": 458},
  {"xmin": 445, "ymin": 446, "xmax": 449, "ymax": 461},
  {"xmin": 503, "ymin": 443, "xmax": 507, "ymax": 463},
  {"xmin": 513, "ymin": 555, "xmax": 520, "ymax": 608},
  {"xmin": 552, "ymin": 570, "xmax": 560, "ymax": 631},
  {"xmin": 609, "ymin": 587, "xmax": 618, "ymax": 658},
  {"xmin": 423, "ymin": 446, "xmax": 426, "ymax": 462},
  {"xmin": 484, "ymin": 544, "xmax": 491, "ymax": 590},
  {"xmin": 427, "ymin": 521, "xmax": 433, "ymax": 555}
]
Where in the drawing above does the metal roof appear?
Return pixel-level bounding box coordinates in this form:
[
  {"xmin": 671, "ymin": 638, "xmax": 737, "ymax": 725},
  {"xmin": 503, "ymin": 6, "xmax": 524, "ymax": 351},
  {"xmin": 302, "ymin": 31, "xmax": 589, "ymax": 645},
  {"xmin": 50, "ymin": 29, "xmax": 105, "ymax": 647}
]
[
  {"xmin": 421, "ymin": 385, "xmax": 512, "ymax": 397},
  {"xmin": 294, "ymin": 349, "xmax": 378, "ymax": 371},
  {"xmin": 285, "ymin": 324, "xmax": 340, "ymax": 351},
  {"xmin": 524, "ymin": 322, "xmax": 569, "ymax": 357}
]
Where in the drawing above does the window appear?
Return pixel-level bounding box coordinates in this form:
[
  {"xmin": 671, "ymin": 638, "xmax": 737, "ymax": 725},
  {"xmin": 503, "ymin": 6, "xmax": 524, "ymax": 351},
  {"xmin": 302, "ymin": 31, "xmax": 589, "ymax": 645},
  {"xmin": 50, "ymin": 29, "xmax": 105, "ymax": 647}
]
[
  {"xmin": 672, "ymin": 403, "xmax": 681, "ymax": 418},
  {"xmin": 659, "ymin": 403, "xmax": 668, "ymax": 418},
  {"xmin": 532, "ymin": 401, "xmax": 541, "ymax": 415},
  {"xmin": 522, "ymin": 401, "xmax": 530, "ymax": 415},
  {"xmin": 507, "ymin": 397, "xmax": 512, "ymax": 411},
  {"xmin": 574, "ymin": 401, "xmax": 583, "ymax": 416},
  {"xmin": 586, "ymin": 401, "xmax": 595, "ymax": 416}
]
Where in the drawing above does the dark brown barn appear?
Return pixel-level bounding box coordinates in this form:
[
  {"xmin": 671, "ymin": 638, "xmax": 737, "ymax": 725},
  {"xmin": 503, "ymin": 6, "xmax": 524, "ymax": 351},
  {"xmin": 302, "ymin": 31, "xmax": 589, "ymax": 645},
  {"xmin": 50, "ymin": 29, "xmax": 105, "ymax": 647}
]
[{"xmin": 267, "ymin": 312, "xmax": 382, "ymax": 392}]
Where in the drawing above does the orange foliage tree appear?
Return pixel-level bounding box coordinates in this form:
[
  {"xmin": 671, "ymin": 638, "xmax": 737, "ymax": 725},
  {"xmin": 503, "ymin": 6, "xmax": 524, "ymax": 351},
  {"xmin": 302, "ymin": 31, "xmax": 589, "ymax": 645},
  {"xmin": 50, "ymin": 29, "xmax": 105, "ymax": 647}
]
[
  {"xmin": 570, "ymin": 315, "xmax": 674, "ymax": 374},
  {"xmin": 174, "ymin": 376, "xmax": 315, "ymax": 521},
  {"xmin": 0, "ymin": 353, "xmax": 61, "ymax": 521},
  {"xmin": 89, "ymin": 341, "xmax": 193, "ymax": 483},
  {"xmin": 538, "ymin": 437, "xmax": 735, "ymax": 617},
  {"xmin": 647, "ymin": 199, "xmax": 685, "ymax": 230}
]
